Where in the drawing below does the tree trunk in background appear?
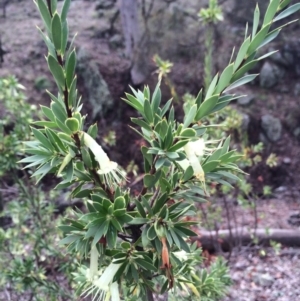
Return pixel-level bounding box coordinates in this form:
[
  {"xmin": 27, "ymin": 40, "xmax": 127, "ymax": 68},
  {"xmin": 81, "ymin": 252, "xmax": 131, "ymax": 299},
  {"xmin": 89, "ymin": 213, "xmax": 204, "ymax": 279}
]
[{"xmin": 120, "ymin": 0, "xmax": 148, "ymax": 85}]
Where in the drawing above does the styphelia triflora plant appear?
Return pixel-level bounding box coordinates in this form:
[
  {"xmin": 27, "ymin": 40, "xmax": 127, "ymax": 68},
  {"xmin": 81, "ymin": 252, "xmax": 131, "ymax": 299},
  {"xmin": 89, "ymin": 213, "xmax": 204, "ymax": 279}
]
[{"xmin": 20, "ymin": 0, "xmax": 300, "ymax": 300}]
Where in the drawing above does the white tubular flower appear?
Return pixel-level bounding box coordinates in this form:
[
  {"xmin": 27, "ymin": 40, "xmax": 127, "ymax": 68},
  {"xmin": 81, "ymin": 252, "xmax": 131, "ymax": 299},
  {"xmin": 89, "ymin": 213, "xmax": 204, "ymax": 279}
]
[
  {"xmin": 82, "ymin": 262, "xmax": 121, "ymax": 301},
  {"xmin": 110, "ymin": 282, "xmax": 120, "ymax": 301},
  {"xmin": 82, "ymin": 132, "xmax": 125, "ymax": 187},
  {"xmin": 183, "ymin": 141, "xmax": 205, "ymax": 182},
  {"xmin": 89, "ymin": 245, "xmax": 99, "ymax": 281}
]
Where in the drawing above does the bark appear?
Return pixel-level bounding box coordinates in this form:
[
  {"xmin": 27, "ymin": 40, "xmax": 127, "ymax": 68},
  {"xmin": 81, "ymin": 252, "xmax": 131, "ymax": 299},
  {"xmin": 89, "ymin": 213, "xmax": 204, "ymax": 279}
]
[
  {"xmin": 192, "ymin": 227, "xmax": 300, "ymax": 253},
  {"xmin": 120, "ymin": 0, "xmax": 148, "ymax": 84}
]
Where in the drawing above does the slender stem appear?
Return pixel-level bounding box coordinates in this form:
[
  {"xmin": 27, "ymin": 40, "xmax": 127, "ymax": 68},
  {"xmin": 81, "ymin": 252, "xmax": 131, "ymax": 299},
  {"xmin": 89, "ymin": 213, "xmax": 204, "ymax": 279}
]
[{"xmin": 146, "ymin": 288, "xmax": 154, "ymax": 301}]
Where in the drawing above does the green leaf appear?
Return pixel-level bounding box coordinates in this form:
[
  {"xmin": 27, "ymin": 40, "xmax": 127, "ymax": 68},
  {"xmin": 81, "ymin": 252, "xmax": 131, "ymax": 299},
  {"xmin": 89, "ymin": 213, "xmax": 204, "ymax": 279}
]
[
  {"xmin": 81, "ymin": 147, "xmax": 92, "ymax": 169},
  {"xmin": 164, "ymin": 125, "xmax": 173, "ymax": 150},
  {"xmin": 35, "ymin": 0, "xmax": 51, "ymax": 32},
  {"xmin": 168, "ymin": 140, "xmax": 189, "ymax": 152},
  {"xmin": 57, "ymin": 153, "xmax": 73, "ymax": 175},
  {"xmin": 183, "ymin": 104, "xmax": 197, "ymax": 128},
  {"xmin": 135, "ymin": 258, "xmax": 156, "ymax": 271},
  {"xmin": 131, "ymin": 118, "xmax": 152, "ymax": 131},
  {"xmin": 247, "ymin": 24, "xmax": 271, "ymax": 56},
  {"xmin": 114, "ymin": 196, "xmax": 125, "ymax": 210},
  {"xmin": 151, "ymin": 82, "xmax": 161, "ymax": 112},
  {"xmin": 275, "ymin": 3, "xmax": 300, "ymax": 21},
  {"xmin": 257, "ymin": 30, "xmax": 281, "ymax": 50},
  {"xmin": 225, "ymin": 74, "xmax": 258, "ymax": 92},
  {"xmin": 128, "ymin": 218, "xmax": 149, "ymax": 225},
  {"xmin": 159, "ymin": 119, "xmax": 168, "ymax": 140},
  {"xmin": 202, "ymin": 160, "xmax": 220, "ymax": 173},
  {"xmin": 172, "ymin": 228, "xmax": 190, "ymax": 252},
  {"xmin": 66, "ymin": 49, "xmax": 76, "ymax": 88},
  {"xmin": 51, "ymin": 0, "xmax": 57, "ymax": 13},
  {"xmin": 182, "ymin": 165, "xmax": 194, "ymax": 182},
  {"xmin": 74, "ymin": 189, "xmax": 93, "ymax": 198},
  {"xmin": 147, "ymin": 225, "xmax": 156, "ymax": 240},
  {"xmin": 279, "ymin": 0, "xmax": 292, "ymax": 11},
  {"xmin": 65, "ymin": 118, "xmax": 79, "ymax": 132},
  {"xmin": 155, "ymin": 157, "xmax": 166, "ymax": 170},
  {"xmin": 61, "ymin": 0, "xmax": 71, "ymax": 21},
  {"xmin": 51, "ymin": 101, "xmax": 67, "ymax": 124},
  {"xmin": 195, "ymin": 89, "xmax": 203, "ymax": 107},
  {"xmin": 116, "ymin": 214, "xmax": 133, "ymax": 224},
  {"xmin": 215, "ymin": 63, "xmax": 234, "ymax": 93},
  {"xmin": 31, "ymin": 120, "xmax": 57, "ymax": 128},
  {"xmin": 205, "ymin": 73, "xmax": 219, "ymax": 99},
  {"xmin": 113, "ymin": 208, "xmax": 126, "ymax": 217},
  {"xmin": 87, "ymin": 123, "xmax": 98, "ymax": 139},
  {"xmin": 111, "ymin": 218, "xmax": 123, "ymax": 232},
  {"xmin": 31, "ymin": 127, "xmax": 54, "ymax": 150},
  {"xmin": 47, "ymin": 54, "xmax": 65, "ymax": 88},
  {"xmin": 92, "ymin": 221, "xmax": 109, "ymax": 247},
  {"xmin": 152, "ymin": 193, "xmax": 168, "ymax": 214},
  {"xmin": 252, "ymin": 4, "xmax": 260, "ymax": 39},
  {"xmin": 234, "ymin": 36, "xmax": 251, "ymax": 71},
  {"xmin": 263, "ymin": 0, "xmax": 280, "ymax": 26},
  {"xmin": 51, "ymin": 13, "xmax": 62, "ymax": 51},
  {"xmin": 143, "ymin": 98, "xmax": 153, "ymax": 124},
  {"xmin": 174, "ymin": 225, "xmax": 197, "ymax": 237},
  {"xmin": 220, "ymin": 136, "xmax": 230, "ymax": 156},
  {"xmin": 68, "ymin": 76, "xmax": 78, "ymax": 108},
  {"xmin": 161, "ymin": 98, "xmax": 173, "ymax": 117},
  {"xmin": 123, "ymin": 93, "xmax": 143, "ymax": 113},
  {"xmin": 59, "ymin": 234, "xmax": 80, "ymax": 246},
  {"xmin": 37, "ymin": 27, "xmax": 56, "ymax": 58},
  {"xmin": 143, "ymin": 170, "xmax": 161, "ymax": 188},
  {"xmin": 134, "ymin": 199, "xmax": 146, "ymax": 218},
  {"xmin": 61, "ymin": 20, "xmax": 68, "ymax": 55},
  {"xmin": 32, "ymin": 162, "xmax": 53, "ymax": 183},
  {"xmin": 56, "ymin": 118, "xmax": 73, "ymax": 135},
  {"xmin": 45, "ymin": 128, "xmax": 67, "ymax": 152},
  {"xmin": 231, "ymin": 60, "xmax": 258, "ymax": 82},
  {"xmin": 195, "ymin": 94, "xmax": 219, "ymax": 120}
]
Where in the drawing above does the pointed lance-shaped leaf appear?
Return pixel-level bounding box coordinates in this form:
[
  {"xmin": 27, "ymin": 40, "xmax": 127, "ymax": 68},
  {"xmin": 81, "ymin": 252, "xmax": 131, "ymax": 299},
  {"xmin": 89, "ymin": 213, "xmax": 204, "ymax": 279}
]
[
  {"xmin": 51, "ymin": 12, "xmax": 62, "ymax": 51},
  {"xmin": 66, "ymin": 49, "xmax": 76, "ymax": 88},
  {"xmin": 234, "ymin": 36, "xmax": 251, "ymax": 72},
  {"xmin": 263, "ymin": 0, "xmax": 280, "ymax": 26},
  {"xmin": 35, "ymin": 0, "xmax": 51, "ymax": 32},
  {"xmin": 51, "ymin": 0, "xmax": 57, "ymax": 14},
  {"xmin": 252, "ymin": 4, "xmax": 260, "ymax": 39},
  {"xmin": 61, "ymin": 0, "xmax": 71, "ymax": 22},
  {"xmin": 215, "ymin": 63, "xmax": 234, "ymax": 93},
  {"xmin": 47, "ymin": 54, "xmax": 65, "ymax": 88},
  {"xmin": 183, "ymin": 104, "xmax": 197, "ymax": 128}
]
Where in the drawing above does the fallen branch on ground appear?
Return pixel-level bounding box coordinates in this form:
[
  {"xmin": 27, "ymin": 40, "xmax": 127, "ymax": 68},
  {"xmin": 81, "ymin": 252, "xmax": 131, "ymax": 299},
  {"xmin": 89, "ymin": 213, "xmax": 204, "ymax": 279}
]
[{"xmin": 192, "ymin": 227, "xmax": 300, "ymax": 252}]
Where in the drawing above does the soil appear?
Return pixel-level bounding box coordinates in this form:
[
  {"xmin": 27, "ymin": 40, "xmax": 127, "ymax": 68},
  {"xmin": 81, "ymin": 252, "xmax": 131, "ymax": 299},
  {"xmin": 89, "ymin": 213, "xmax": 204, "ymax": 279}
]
[{"xmin": 1, "ymin": 1, "xmax": 300, "ymax": 301}]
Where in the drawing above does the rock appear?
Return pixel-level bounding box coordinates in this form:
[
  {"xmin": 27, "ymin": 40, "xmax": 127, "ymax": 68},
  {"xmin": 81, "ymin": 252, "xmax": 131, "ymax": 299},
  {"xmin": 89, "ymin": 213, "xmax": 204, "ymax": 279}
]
[
  {"xmin": 95, "ymin": 0, "xmax": 116, "ymax": 10},
  {"xmin": 241, "ymin": 113, "xmax": 250, "ymax": 132},
  {"xmin": 259, "ymin": 62, "xmax": 285, "ymax": 89},
  {"xmin": 281, "ymin": 40, "xmax": 300, "ymax": 76},
  {"xmin": 283, "ymin": 157, "xmax": 291, "ymax": 165},
  {"xmin": 109, "ymin": 34, "xmax": 123, "ymax": 49},
  {"xmin": 261, "ymin": 114, "xmax": 282, "ymax": 142},
  {"xmin": 238, "ymin": 95, "xmax": 254, "ymax": 106},
  {"xmin": 254, "ymin": 273, "xmax": 275, "ymax": 287},
  {"xmin": 293, "ymin": 127, "xmax": 300, "ymax": 140},
  {"xmin": 285, "ymin": 108, "xmax": 300, "ymax": 136},
  {"xmin": 294, "ymin": 83, "xmax": 300, "ymax": 96},
  {"xmin": 76, "ymin": 48, "xmax": 113, "ymax": 119}
]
